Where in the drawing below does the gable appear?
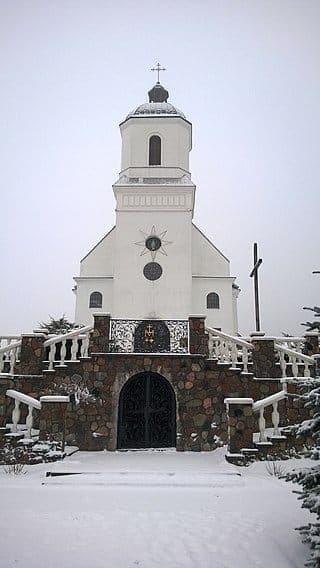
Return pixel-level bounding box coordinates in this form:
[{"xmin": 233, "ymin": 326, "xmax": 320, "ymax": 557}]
[
  {"xmin": 80, "ymin": 227, "xmax": 115, "ymax": 277},
  {"xmin": 192, "ymin": 223, "xmax": 230, "ymax": 277}
]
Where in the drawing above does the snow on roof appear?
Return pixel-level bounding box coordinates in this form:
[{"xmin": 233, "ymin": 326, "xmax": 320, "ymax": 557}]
[{"xmin": 126, "ymin": 102, "xmax": 186, "ymax": 120}]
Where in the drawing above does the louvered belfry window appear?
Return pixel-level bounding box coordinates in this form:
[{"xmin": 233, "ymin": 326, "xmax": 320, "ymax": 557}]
[{"xmin": 149, "ymin": 135, "xmax": 161, "ymax": 165}]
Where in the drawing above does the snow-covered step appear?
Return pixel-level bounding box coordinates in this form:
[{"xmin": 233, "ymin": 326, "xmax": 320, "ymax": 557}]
[{"xmin": 44, "ymin": 470, "xmax": 244, "ymax": 488}]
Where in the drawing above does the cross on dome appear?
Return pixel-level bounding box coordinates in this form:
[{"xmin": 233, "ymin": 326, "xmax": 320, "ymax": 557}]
[{"xmin": 151, "ymin": 62, "xmax": 166, "ymax": 83}]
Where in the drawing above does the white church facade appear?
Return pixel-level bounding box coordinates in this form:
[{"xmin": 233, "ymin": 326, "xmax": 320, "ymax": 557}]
[{"xmin": 74, "ymin": 80, "xmax": 239, "ymax": 333}]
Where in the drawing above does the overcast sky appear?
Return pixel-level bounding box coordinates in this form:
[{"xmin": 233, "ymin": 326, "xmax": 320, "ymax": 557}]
[{"xmin": 0, "ymin": 0, "xmax": 319, "ymax": 336}]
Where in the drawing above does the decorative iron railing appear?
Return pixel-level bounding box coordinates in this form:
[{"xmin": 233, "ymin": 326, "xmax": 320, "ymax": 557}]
[{"xmin": 109, "ymin": 319, "xmax": 189, "ymax": 354}]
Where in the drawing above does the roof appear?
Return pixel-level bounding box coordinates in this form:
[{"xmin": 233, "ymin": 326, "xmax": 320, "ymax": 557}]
[{"xmin": 126, "ymin": 101, "xmax": 186, "ymax": 120}]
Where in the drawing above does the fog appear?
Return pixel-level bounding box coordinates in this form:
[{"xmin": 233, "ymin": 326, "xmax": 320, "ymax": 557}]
[{"xmin": 1, "ymin": 0, "xmax": 319, "ymax": 336}]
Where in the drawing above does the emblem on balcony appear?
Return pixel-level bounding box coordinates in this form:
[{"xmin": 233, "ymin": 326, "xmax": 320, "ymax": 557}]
[{"xmin": 134, "ymin": 320, "xmax": 170, "ymax": 353}]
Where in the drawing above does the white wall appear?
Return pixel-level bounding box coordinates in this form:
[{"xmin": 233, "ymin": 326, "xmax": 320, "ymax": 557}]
[
  {"xmin": 120, "ymin": 117, "xmax": 191, "ymax": 174},
  {"xmin": 74, "ymin": 277, "xmax": 113, "ymax": 325},
  {"xmin": 191, "ymin": 277, "xmax": 236, "ymax": 333},
  {"xmin": 192, "ymin": 224, "xmax": 230, "ymax": 277},
  {"xmin": 80, "ymin": 227, "xmax": 115, "ymax": 277},
  {"xmin": 112, "ymin": 207, "xmax": 193, "ymax": 319}
]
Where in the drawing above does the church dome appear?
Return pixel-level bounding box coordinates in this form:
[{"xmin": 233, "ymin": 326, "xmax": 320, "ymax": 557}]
[
  {"xmin": 125, "ymin": 82, "xmax": 186, "ymax": 120},
  {"xmin": 126, "ymin": 101, "xmax": 185, "ymax": 120}
]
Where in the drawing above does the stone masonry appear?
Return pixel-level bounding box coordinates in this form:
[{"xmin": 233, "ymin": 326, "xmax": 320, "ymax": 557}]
[{"xmin": 0, "ymin": 317, "xmax": 317, "ymax": 453}]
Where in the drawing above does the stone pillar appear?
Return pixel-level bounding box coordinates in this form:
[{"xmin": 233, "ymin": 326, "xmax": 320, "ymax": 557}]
[
  {"xmin": 39, "ymin": 396, "xmax": 69, "ymax": 449},
  {"xmin": 19, "ymin": 334, "xmax": 47, "ymax": 375},
  {"xmin": 314, "ymin": 354, "xmax": 320, "ymax": 375},
  {"xmin": 251, "ymin": 335, "xmax": 280, "ymax": 379},
  {"xmin": 0, "ymin": 375, "xmax": 14, "ymax": 427},
  {"xmin": 224, "ymin": 398, "xmax": 254, "ymax": 453},
  {"xmin": 189, "ymin": 316, "xmax": 208, "ymax": 357},
  {"xmin": 303, "ymin": 332, "xmax": 319, "ymax": 355},
  {"xmin": 89, "ymin": 313, "xmax": 111, "ymax": 354}
]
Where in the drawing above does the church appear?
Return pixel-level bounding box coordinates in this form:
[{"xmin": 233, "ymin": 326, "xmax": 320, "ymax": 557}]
[
  {"xmin": 1, "ymin": 71, "xmax": 316, "ymax": 459},
  {"xmin": 73, "ymin": 77, "xmax": 239, "ymax": 334}
]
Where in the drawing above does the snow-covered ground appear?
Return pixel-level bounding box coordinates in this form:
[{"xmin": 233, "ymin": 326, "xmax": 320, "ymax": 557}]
[{"xmin": 0, "ymin": 448, "xmax": 313, "ymax": 568}]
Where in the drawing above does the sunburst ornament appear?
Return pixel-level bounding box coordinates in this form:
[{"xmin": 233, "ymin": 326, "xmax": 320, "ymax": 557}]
[{"xmin": 135, "ymin": 225, "xmax": 172, "ymax": 260}]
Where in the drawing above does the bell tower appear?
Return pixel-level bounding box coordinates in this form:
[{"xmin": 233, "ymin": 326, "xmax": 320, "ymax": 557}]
[
  {"xmin": 75, "ymin": 68, "xmax": 238, "ymax": 333},
  {"xmin": 118, "ymin": 82, "xmax": 192, "ymax": 180},
  {"xmin": 112, "ymin": 79, "xmax": 196, "ymax": 320}
]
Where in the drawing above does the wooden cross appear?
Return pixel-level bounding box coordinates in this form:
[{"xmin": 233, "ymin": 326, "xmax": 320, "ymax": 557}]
[
  {"xmin": 249, "ymin": 242, "xmax": 263, "ymax": 332},
  {"xmin": 151, "ymin": 62, "xmax": 166, "ymax": 83}
]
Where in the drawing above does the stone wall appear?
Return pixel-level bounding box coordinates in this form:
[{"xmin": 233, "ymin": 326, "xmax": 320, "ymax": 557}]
[
  {"xmin": 1, "ymin": 319, "xmax": 316, "ymax": 453},
  {"xmin": 1, "ymin": 352, "xmax": 294, "ymax": 452}
]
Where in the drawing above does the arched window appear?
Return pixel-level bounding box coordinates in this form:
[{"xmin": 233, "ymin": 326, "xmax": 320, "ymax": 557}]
[
  {"xmin": 207, "ymin": 292, "xmax": 220, "ymax": 309},
  {"xmin": 149, "ymin": 135, "xmax": 161, "ymax": 165},
  {"xmin": 89, "ymin": 291, "xmax": 102, "ymax": 308}
]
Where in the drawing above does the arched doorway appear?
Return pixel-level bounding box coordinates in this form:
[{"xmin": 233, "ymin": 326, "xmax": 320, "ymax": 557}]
[{"xmin": 117, "ymin": 372, "xmax": 176, "ymax": 449}]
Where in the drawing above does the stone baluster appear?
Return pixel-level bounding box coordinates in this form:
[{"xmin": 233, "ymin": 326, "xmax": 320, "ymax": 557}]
[
  {"xmin": 242, "ymin": 346, "xmax": 249, "ymax": 374},
  {"xmin": 25, "ymin": 404, "xmax": 34, "ymax": 438},
  {"xmin": 59, "ymin": 338, "xmax": 67, "ymax": 366},
  {"xmin": 258, "ymin": 407, "xmax": 267, "ymax": 442},
  {"xmin": 81, "ymin": 333, "xmax": 90, "ymax": 358},
  {"xmin": 290, "ymin": 354, "xmax": 299, "ymax": 378},
  {"xmin": 12, "ymin": 399, "xmax": 21, "ymax": 433},
  {"xmin": 208, "ymin": 334, "xmax": 214, "ymax": 358},
  {"xmin": 48, "ymin": 344, "xmax": 55, "ymax": 371},
  {"xmin": 70, "ymin": 338, "xmax": 78, "ymax": 361},
  {"xmin": 279, "ymin": 350, "xmax": 286, "ymax": 378},
  {"xmin": 9, "ymin": 347, "xmax": 18, "ymax": 374},
  {"xmin": 0, "ymin": 353, "xmax": 6, "ymax": 373},
  {"xmin": 272, "ymin": 401, "xmax": 280, "ymax": 436},
  {"xmin": 230, "ymin": 342, "xmax": 237, "ymax": 367}
]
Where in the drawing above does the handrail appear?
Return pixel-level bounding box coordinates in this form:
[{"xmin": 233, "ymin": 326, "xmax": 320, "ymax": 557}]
[
  {"xmin": 206, "ymin": 327, "xmax": 252, "ymax": 349},
  {"xmin": 253, "ymin": 389, "xmax": 287, "ymax": 412},
  {"xmin": 6, "ymin": 389, "xmax": 41, "ymax": 410},
  {"xmin": 43, "ymin": 324, "xmax": 93, "ymax": 347},
  {"xmin": 274, "ymin": 343, "xmax": 314, "ymax": 364},
  {"xmin": 0, "ymin": 340, "xmax": 22, "ymax": 354}
]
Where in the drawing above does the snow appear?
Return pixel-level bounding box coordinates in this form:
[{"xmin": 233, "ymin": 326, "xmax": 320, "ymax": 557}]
[
  {"xmin": 6, "ymin": 389, "xmax": 41, "ymax": 409},
  {"xmin": 0, "ymin": 449, "xmax": 313, "ymax": 568},
  {"xmin": 40, "ymin": 395, "xmax": 70, "ymax": 403}
]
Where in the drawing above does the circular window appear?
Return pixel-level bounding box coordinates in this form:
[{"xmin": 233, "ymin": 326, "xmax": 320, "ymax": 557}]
[
  {"xmin": 143, "ymin": 262, "xmax": 163, "ymax": 281},
  {"xmin": 145, "ymin": 236, "xmax": 161, "ymax": 251}
]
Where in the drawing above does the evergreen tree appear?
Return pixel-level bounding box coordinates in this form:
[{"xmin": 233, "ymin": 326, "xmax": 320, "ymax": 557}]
[
  {"xmin": 39, "ymin": 315, "xmax": 78, "ymax": 334},
  {"xmin": 301, "ymin": 272, "xmax": 320, "ymax": 332},
  {"xmin": 286, "ymin": 375, "xmax": 320, "ymax": 567},
  {"xmin": 301, "ymin": 306, "xmax": 320, "ymax": 332}
]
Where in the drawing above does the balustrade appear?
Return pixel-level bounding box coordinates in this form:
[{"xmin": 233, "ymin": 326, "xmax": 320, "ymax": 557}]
[
  {"xmin": 0, "ymin": 336, "xmax": 21, "ymax": 350},
  {"xmin": 275, "ymin": 343, "xmax": 314, "ymax": 379},
  {"xmin": 272, "ymin": 337, "xmax": 305, "ymax": 353},
  {"xmin": 252, "ymin": 389, "xmax": 287, "ymax": 443},
  {"xmin": 6, "ymin": 389, "xmax": 41, "ymax": 438},
  {"xmin": 0, "ymin": 340, "xmax": 22, "ymax": 374},
  {"xmin": 206, "ymin": 327, "xmax": 252, "ymax": 373},
  {"xmin": 44, "ymin": 325, "xmax": 93, "ymax": 371}
]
